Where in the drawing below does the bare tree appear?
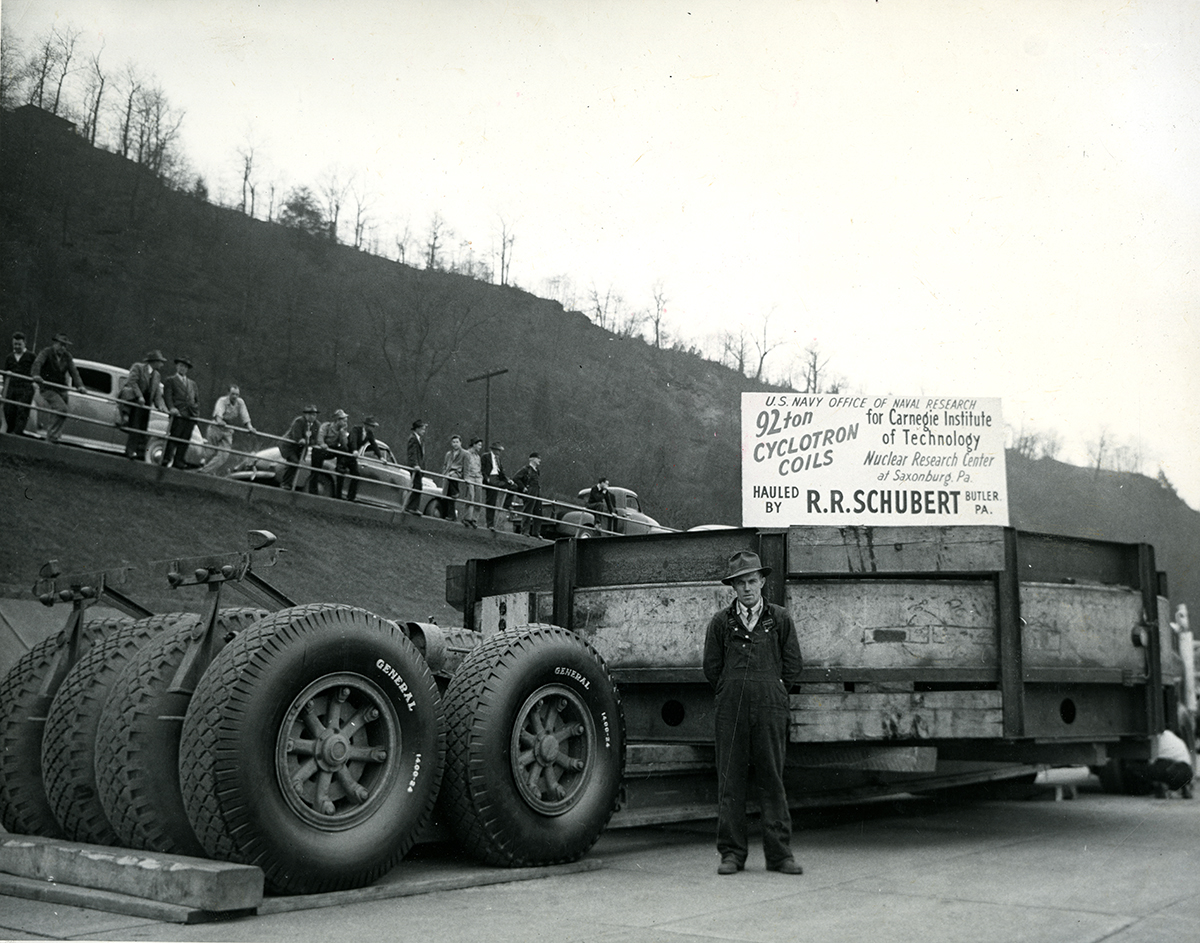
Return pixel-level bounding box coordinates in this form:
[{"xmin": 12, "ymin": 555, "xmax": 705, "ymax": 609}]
[
  {"xmin": 116, "ymin": 62, "xmax": 143, "ymax": 159},
  {"xmin": 541, "ymin": 274, "xmax": 579, "ymax": 311},
  {"xmin": 364, "ymin": 273, "xmax": 497, "ymax": 413},
  {"xmin": 792, "ymin": 342, "xmax": 839, "ymax": 393},
  {"xmin": 1087, "ymin": 428, "xmax": 1109, "ymax": 476},
  {"xmin": 649, "ymin": 281, "xmax": 669, "ymax": 348},
  {"xmin": 1010, "ymin": 423, "xmax": 1065, "ymax": 461},
  {"xmin": 319, "ymin": 168, "xmax": 351, "ymax": 242},
  {"xmin": 720, "ymin": 326, "xmax": 749, "ymax": 375},
  {"xmin": 237, "ymin": 144, "xmax": 257, "ymax": 217},
  {"xmin": 424, "ymin": 211, "xmax": 449, "ymax": 269},
  {"xmin": 47, "ymin": 26, "xmax": 80, "ymax": 116},
  {"xmin": 23, "ymin": 29, "xmax": 60, "ymax": 110},
  {"xmin": 495, "ymin": 215, "xmax": 516, "ymax": 286},
  {"xmin": 350, "ymin": 184, "xmax": 373, "ymax": 249},
  {"xmin": 394, "ymin": 218, "xmax": 413, "ymax": 265},
  {"xmin": 133, "ymin": 83, "xmax": 184, "ymax": 177},
  {"xmin": 588, "ymin": 282, "xmax": 624, "ymax": 332},
  {"xmin": 79, "ymin": 47, "xmax": 106, "ymax": 145},
  {"xmin": 0, "ymin": 22, "xmax": 27, "ymax": 110},
  {"xmin": 749, "ymin": 311, "xmax": 785, "ymax": 381}
]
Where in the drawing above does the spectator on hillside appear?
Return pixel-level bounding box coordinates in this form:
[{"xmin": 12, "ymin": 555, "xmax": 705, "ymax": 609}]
[
  {"xmin": 586, "ymin": 475, "xmax": 617, "ymax": 534},
  {"xmin": 403, "ymin": 419, "xmax": 428, "ymax": 515},
  {"xmin": 512, "ymin": 452, "xmax": 543, "ymax": 538},
  {"xmin": 3, "ymin": 332, "xmax": 36, "ymax": 436},
  {"xmin": 308, "ymin": 408, "xmax": 349, "ymax": 499},
  {"xmin": 207, "ymin": 384, "xmax": 256, "ymax": 452},
  {"xmin": 31, "ymin": 332, "xmax": 84, "ymax": 445},
  {"xmin": 482, "ymin": 442, "xmax": 512, "ymax": 530},
  {"xmin": 440, "ymin": 434, "xmax": 466, "ymax": 520},
  {"xmin": 345, "ymin": 415, "xmax": 383, "ymax": 503},
  {"xmin": 161, "ymin": 356, "xmax": 201, "ymax": 469},
  {"xmin": 280, "ymin": 405, "xmax": 320, "ymax": 491},
  {"xmin": 462, "ymin": 437, "xmax": 484, "ymax": 528},
  {"xmin": 118, "ymin": 349, "xmax": 167, "ymax": 460}
]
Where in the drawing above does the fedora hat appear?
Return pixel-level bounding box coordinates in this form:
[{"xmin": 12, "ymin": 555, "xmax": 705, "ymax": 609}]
[
  {"xmin": 721, "ymin": 550, "xmax": 771, "ymax": 585},
  {"xmin": 144, "ymin": 349, "xmax": 165, "ymax": 363},
  {"xmin": 52, "ymin": 332, "xmax": 73, "ymax": 345},
  {"xmin": 303, "ymin": 404, "xmax": 319, "ymax": 413},
  {"xmin": 174, "ymin": 355, "xmax": 193, "ymax": 368},
  {"xmin": 332, "ymin": 409, "xmax": 348, "ymax": 420}
]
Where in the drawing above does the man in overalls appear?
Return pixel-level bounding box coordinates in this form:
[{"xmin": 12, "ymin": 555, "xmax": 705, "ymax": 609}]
[{"xmin": 703, "ymin": 550, "xmax": 804, "ymax": 875}]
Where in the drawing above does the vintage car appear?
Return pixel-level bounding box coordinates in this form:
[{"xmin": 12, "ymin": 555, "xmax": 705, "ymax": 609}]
[
  {"xmin": 227, "ymin": 441, "xmax": 445, "ymax": 516},
  {"xmin": 546, "ymin": 485, "xmax": 671, "ymax": 537},
  {"xmin": 24, "ymin": 358, "xmax": 208, "ymax": 466}
]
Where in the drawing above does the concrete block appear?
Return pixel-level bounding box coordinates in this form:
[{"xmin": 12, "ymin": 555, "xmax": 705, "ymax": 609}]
[{"xmin": 0, "ymin": 835, "xmax": 263, "ymax": 912}]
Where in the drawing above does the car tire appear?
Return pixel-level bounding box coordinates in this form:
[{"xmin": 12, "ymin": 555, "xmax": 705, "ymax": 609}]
[
  {"xmin": 0, "ymin": 615, "xmax": 131, "ymax": 837},
  {"xmin": 144, "ymin": 438, "xmax": 167, "ymax": 466},
  {"xmin": 94, "ymin": 608, "xmax": 269, "ymax": 856},
  {"xmin": 178, "ymin": 605, "xmax": 445, "ymax": 895},
  {"xmin": 439, "ymin": 624, "xmax": 625, "ymax": 866},
  {"xmin": 41, "ymin": 613, "xmax": 199, "ymax": 844}
]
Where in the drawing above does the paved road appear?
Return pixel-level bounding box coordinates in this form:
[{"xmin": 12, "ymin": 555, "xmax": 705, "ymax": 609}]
[{"xmin": 3, "ymin": 776, "xmax": 1198, "ymax": 943}]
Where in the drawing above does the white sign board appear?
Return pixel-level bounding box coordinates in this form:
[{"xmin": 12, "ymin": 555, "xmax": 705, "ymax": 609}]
[{"xmin": 742, "ymin": 394, "xmax": 1008, "ymax": 527}]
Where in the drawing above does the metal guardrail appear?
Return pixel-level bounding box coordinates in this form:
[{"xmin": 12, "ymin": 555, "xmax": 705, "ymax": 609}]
[{"xmin": 1, "ymin": 372, "xmax": 673, "ymax": 537}]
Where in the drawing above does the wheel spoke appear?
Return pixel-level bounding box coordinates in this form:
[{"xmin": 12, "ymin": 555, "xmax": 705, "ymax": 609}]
[
  {"xmin": 301, "ymin": 700, "xmax": 327, "ymax": 738},
  {"xmin": 290, "ymin": 738, "xmax": 317, "ymax": 756},
  {"xmin": 291, "ymin": 757, "xmax": 318, "ymax": 786},
  {"xmin": 335, "ymin": 766, "xmax": 364, "ymax": 800},
  {"xmin": 345, "ymin": 744, "xmax": 385, "ymax": 763},
  {"xmin": 527, "ymin": 762, "xmax": 543, "ymax": 792},
  {"xmin": 315, "ymin": 771, "xmax": 333, "ymax": 808},
  {"xmin": 519, "ymin": 729, "xmax": 537, "ymax": 747},
  {"xmin": 530, "ymin": 701, "xmax": 546, "ymax": 734}
]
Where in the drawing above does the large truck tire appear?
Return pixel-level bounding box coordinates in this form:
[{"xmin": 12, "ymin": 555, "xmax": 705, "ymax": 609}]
[
  {"xmin": 94, "ymin": 608, "xmax": 269, "ymax": 856},
  {"xmin": 41, "ymin": 613, "xmax": 199, "ymax": 844},
  {"xmin": 0, "ymin": 615, "xmax": 131, "ymax": 836},
  {"xmin": 439, "ymin": 624, "xmax": 626, "ymax": 866},
  {"xmin": 178, "ymin": 605, "xmax": 445, "ymax": 895}
]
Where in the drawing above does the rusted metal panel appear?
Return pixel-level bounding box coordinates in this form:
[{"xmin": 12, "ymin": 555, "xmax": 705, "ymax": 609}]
[
  {"xmin": 571, "ymin": 582, "xmax": 727, "ymax": 669},
  {"xmin": 1019, "ymin": 583, "xmax": 1143, "ymax": 675},
  {"xmin": 787, "ymin": 525, "xmax": 1006, "ymax": 575},
  {"xmin": 786, "ymin": 579, "xmax": 997, "ymax": 672},
  {"xmin": 1022, "ymin": 684, "xmax": 1145, "ymax": 739},
  {"xmin": 479, "ymin": 592, "xmax": 536, "ymax": 636},
  {"xmin": 1016, "ymin": 531, "xmax": 1141, "ymax": 588},
  {"xmin": 574, "ymin": 530, "xmax": 755, "ymax": 588},
  {"xmin": 791, "ymin": 690, "xmax": 1003, "ymax": 741}
]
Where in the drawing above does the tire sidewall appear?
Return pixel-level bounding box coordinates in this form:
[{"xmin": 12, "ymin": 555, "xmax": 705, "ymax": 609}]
[
  {"xmin": 467, "ymin": 629, "xmax": 623, "ymax": 863},
  {"xmin": 208, "ymin": 613, "xmax": 442, "ymax": 886}
]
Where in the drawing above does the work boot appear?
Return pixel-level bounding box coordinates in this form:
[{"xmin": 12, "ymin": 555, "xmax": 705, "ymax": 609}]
[
  {"xmin": 768, "ymin": 858, "xmax": 803, "ymax": 875},
  {"xmin": 717, "ymin": 855, "xmax": 743, "ymax": 875}
]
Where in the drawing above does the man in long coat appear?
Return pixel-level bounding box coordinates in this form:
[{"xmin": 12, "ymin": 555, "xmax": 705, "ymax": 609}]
[{"xmin": 161, "ymin": 355, "xmax": 200, "ymax": 469}]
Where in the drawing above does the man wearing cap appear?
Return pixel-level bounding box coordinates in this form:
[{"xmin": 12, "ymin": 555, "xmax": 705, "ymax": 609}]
[
  {"xmin": 119, "ymin": 349, "xmax": 167, "ymax": 459},
  {"xmin": 703, "ymin": 550, "xmax": 804, "ymax": 876},
  {"xmin": 308, "ymin": 408, "xmax": 349, "ymax": 499},
  {"xmin": 481, "ymin": 442, "xmax": 512, "ymax": 529},
  {"xmin": 345, "ymin": 415, "xmax": 384, "ymax": 503},
  {"xmin": 280, "ymin": 405, "xmax": 320, "ymax": 491},
  {"xmin": 162, "ymin": 356, "xmax": 201, "ymax": 469},
  {"xmin": 31, "ymin": 332, "xmax": 85, "ymax": 445},
  {"xmin": 403, "ymin": 419, "xmax": 428, "ymax": 514}
]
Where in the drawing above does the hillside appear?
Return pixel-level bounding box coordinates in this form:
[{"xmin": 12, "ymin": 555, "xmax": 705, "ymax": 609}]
[
  {"xmin": 0, "ymin": 104, "xmax": 777, "ymax": 529},
  {"xmin": 1, "ymin": 104, "xmax": 1196, "ymax": 622}
]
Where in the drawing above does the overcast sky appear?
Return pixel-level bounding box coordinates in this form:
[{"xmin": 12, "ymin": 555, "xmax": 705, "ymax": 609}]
[{"xmin": 5, "ymin": 0, "xmax": 1199, "ymax": 508}]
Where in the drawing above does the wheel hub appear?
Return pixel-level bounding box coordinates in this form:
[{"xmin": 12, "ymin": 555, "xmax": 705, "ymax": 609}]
[
  {"xmin": 275, "ymin": 673, "xmax": 399, "ymax": 828},
  {"xmin": 510, "ymin": 684, "xmax": 596, "ymax": 815}
]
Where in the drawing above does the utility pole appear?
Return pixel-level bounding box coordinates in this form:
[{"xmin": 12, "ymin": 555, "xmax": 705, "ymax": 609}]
[{"xmin": 466, "ymin": 368, "xmax": 508, "ymax": 448}]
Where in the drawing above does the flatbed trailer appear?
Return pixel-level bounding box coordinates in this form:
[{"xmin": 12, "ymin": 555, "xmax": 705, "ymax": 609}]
[
  {"xmin": 2, "ymin": 525, "xmax": 1176, "ymax": 900},
  {"xmin": 448, "ymin": 525, "xmax": 1175, "ymax": 822}
]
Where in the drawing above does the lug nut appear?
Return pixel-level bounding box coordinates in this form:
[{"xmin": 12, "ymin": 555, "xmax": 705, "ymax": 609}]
[{"xmin": 321, "ymin": 800, "xmax": 336, "ymax": 815}]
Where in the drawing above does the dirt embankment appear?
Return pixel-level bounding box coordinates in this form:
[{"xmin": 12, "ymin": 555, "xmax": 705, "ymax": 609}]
[{"xmin": 1, "ymin": 449, "xmax": 530, "ymax": 623}]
